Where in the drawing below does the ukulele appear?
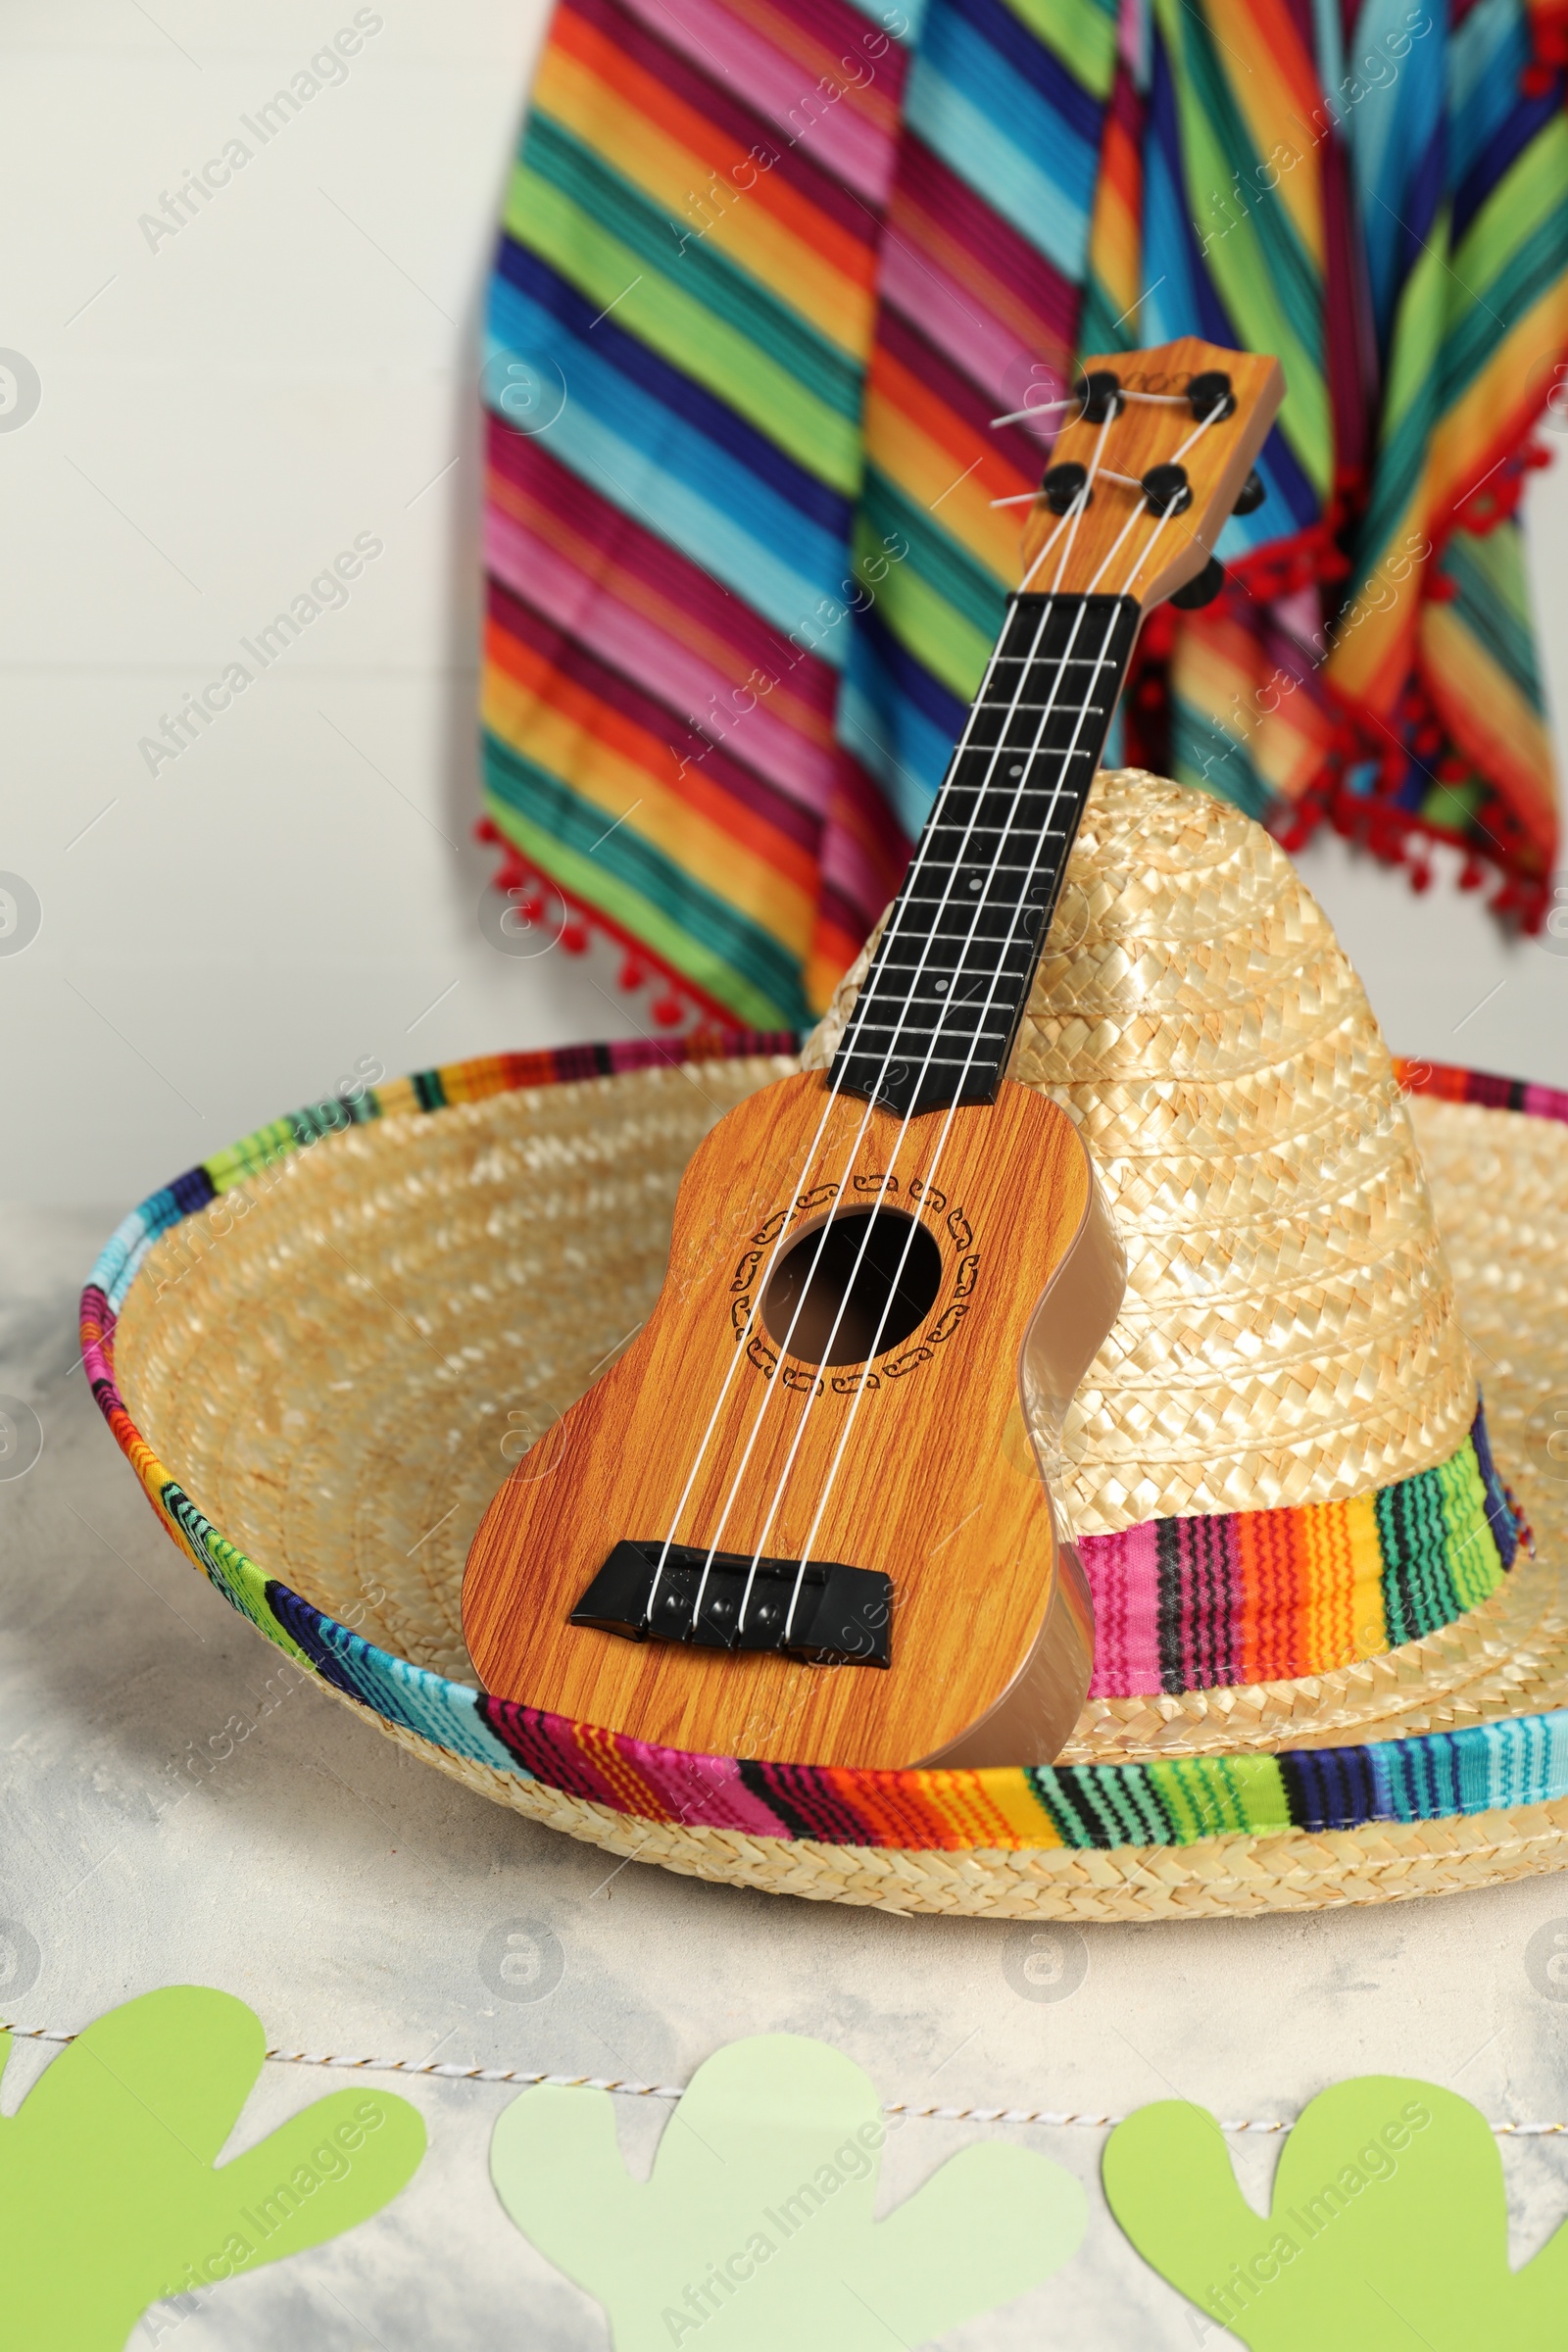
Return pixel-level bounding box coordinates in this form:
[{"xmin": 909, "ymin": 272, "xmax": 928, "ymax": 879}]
[{"xmin": 464, "ymin": 336, "xmax": 1285, "ymax": 1771}]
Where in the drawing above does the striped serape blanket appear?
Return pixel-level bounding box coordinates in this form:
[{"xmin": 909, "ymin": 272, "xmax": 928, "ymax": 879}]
[{"xmin": 479, "ymin": 0, "xmax": 1568, "ymax": 1029}]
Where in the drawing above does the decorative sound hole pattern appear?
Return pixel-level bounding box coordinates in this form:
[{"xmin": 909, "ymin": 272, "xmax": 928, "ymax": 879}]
[{"xmin": 760, "ymin": 1211, "xmax": 944, "ymax": 1368}]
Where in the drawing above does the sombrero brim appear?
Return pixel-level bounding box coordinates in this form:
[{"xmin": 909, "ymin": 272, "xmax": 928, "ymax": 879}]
[{"xmin": 81, "ymin": 1039, "xmax": 1568, "ymax": 1920}]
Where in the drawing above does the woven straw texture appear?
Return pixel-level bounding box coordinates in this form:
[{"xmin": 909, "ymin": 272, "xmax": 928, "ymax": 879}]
[
  {"xmin": 112, "ymin": 1055, "xmax": 789, "ymax": 1689},
  {"xmin": 370, "ymin": 1720, "xmax": 1568, "ymax": 1920},
  {"xmin": 91, "ymin": 774, "xmax": 1568, "ymax": 1919},
  {"xmin": 804, "ymin": 768, "xmax": 1477, "ymax": 1535},
  {"xmin": 99, "ymin": 1057, "xmax": 1568, "ymax": 1918}
]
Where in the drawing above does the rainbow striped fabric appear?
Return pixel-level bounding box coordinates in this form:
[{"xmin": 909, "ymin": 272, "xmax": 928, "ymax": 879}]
[
  {"xmin": 1101, "ymin": 0, "xmax": 1568, "ymax": 920},
  {"xmin": 81, "ymin": 1041, "xmax": 1568, "ymax": 1855},
  {"xmin": 478, "ymin": 0, "xmax": 1567, "ymax": 1026},
  {"xmin": 1082, "ymin": 1408, "xmax": 1521, "ymax": 1698}
]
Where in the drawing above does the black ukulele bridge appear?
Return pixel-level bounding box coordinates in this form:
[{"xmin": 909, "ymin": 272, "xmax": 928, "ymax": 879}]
[{"xmin": 570, "ymin": 1542, "xmax": 892, "ymax": 1667}]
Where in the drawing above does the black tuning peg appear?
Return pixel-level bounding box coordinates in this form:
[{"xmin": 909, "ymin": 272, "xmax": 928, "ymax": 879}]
[
  {"xmin": 1232, "ymin": 467, "xmax": 1266, "ymax": 515},
  {"xmin": 1170, "ymin": 555, "xmax": 1225, "ymax": 610},
  {"xmin": 1042, "ymin": 461, "xmax": 1091, "ymax": 514},
  {"xmin": 1186, "ymin": 369, "xmax": 1236, "ymax": 421},
  {"xmin": 1142, "ymin": 463, "xmax": 1192, "ymax": 514},
  {"xmin": 1072, "ymin": 368, "xmax": 1124, "ymax": 422}
]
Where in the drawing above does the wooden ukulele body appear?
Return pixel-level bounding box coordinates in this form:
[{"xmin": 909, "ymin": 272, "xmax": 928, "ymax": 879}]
[{"xmin": 463, "ymin": 1070, "xmax": 1123, "ymax": 1770}]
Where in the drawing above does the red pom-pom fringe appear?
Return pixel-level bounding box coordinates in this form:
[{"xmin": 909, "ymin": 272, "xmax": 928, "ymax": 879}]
[{"xmin": 475, "ymin": 821, "xmax": 729, "ymax": 1030}]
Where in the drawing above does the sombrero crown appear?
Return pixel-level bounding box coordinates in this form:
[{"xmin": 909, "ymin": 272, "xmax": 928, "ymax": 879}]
[{"xmin": 807, "ymin": 768, "xmax": 1525, "ymax": 1760}]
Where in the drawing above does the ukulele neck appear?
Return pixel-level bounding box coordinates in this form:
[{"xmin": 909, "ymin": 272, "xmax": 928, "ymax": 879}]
[{"xmin": 832, "ymin": 590, "xmax": 1141, "ymax": 1118}]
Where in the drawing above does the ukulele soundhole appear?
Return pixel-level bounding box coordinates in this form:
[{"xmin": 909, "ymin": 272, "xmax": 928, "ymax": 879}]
[{"xmin": 760, "ymin": 1210, "xmax": 943, "ymax": 1367}]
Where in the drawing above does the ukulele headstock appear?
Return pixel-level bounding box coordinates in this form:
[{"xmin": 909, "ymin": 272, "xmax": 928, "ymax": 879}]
[{"xmin": 1017, "ymin": 335, "xmax": 1284, "ymax": 611}]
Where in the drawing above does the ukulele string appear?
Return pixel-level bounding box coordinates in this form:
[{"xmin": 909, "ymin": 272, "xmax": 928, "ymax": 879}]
[
  {"xmin": 783, "ymin": 594, "xmax": 1129, "ymax": 1628},
  {"xmin": 711, "ymin": 588, "xmax": 1077, "ymax": 1631},
  {"xmin": 669, "ymin": 425, "xmax": 1118, "ymax": 1633},
  {"xmin": 781, "ymin": 409, "xmax": 1228, "ymax": 1618},
  {"xmin": 1018, "ymin": 487, "xmax": 1087, "ymax": 593},
  {"xmin": 697, "ymin": 416, "xmax": 1120, "ymax": 1625},
  {"xmin": 673, "ymin": 402, "xmax": 1216, "ymax": 1626},
  {"xmin": 759, "ymin": 436, "xmax": 1139, "ymax": 1638},
  {"xmin": 645, "ymin": 1069, "xmax": 858, "ymax": 1621},
  {"xmin": 653, "ymin": 606, "xmax": 1029, "ymax": 1627},
  {"xmin": 1018, "ymin": 390, "xmax": 1224, "ymax": 598},
  {"xmin": 1117, "ymin": 404, "xmax": 1223, "ymax": 592},
  {"xmin": 654, "ymin": 388, "xmax": 1210, "ymax": 1642},
  {"xmin": 738, "ymin": 589, "xmax": 1089, "ymax": 1623},
  {"xmin": 778, "ymin": 472, "xmax": 1088, "ymax": 1080},
  {"xmin": 1017, "ymin": 407, "xmax": 1114, "ymax": 595}
]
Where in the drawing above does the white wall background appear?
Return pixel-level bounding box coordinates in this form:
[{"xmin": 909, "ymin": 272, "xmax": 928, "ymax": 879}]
[{"xmin": 4, "ymin": 0, "xmax": 1566, "ymax": 1209}]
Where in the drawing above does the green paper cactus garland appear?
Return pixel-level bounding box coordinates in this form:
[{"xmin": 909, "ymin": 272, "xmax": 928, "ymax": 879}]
[
  {"xmin": 1, "ymin": 1984, "xmax": 424, "ymax": 2351},
  {"xmin": 1103, "ymin": 2074, "xmax": 1568, "ymax": 2350},
  {"xmin": 15, "ymin": 1986, "xmax": 1566, "ymax": 2352},
  {"xmin": 490, "ymin": 2032, "xmax": 1088, "ymax": 2349}
]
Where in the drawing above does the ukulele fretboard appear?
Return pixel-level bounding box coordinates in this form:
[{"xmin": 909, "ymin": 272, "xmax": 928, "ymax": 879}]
[{"xmin": 833, "ymin": 591, "xmax": 1140, "ymax": 1117}]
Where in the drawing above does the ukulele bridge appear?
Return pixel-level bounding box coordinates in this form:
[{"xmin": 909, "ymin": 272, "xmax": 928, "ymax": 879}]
[{"xmin": 570, "ymin": 1543, "xmax": 893, "ymax": 1668}]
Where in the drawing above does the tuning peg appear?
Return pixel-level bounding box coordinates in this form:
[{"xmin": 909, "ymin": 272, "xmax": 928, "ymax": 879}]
[
  {"xmin": 1042, "ymin": 462, "xmax": 1091, "ymax": 514},
  {"xmin": 1142, "ymin": 463, "xmax": 1193, "ymax": 514},
  {"xmin": 1186, "ymin": 370, "xmax": 1236, "ymax": 421},
  {"xmin": 1072, "ymin": 369, "xmax": 1124, "ymax": 422},
  {"xmin": 1170, "ymin": 555, "xmax": 1225, "ymax": 610},
  {"xmin": 1232, "ymin": 467, "xmax": 1266, "ymax": 515}
]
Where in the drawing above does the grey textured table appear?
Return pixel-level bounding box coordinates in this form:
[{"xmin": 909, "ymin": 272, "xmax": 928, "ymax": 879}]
[{"xmin": 5, "ymin": 1203, "xmax": 1568, "ymax": 2349}]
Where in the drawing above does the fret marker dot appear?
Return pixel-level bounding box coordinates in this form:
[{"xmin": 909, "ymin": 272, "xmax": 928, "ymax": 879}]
[
  {"xmin": 935, "ymin": 979, "xmax": 948, "ymax": 993},
  {"xmin": 968, "ymin": 878, "xmax": 981, "ymax": 891},
  {"xmin": 1009, "ymin": 763, "xmax": 1023, "ymax": 777}
]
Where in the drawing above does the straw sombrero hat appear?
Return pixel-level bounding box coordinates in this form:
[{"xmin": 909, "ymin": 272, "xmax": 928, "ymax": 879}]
[{"xmin": 82, "ymin": 769, "xmax": 1568, "ymax": 1919}]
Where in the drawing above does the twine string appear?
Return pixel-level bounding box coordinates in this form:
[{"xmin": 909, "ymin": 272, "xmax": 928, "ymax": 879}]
[{"xmin": 3, "ymin": 2020, "xmax": 1563, "ymax": 2136}]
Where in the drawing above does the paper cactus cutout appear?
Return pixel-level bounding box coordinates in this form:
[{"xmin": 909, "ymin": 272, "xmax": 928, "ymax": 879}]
[
  {"xmin": 1104, "ymin": 2074, "xmax": 1568, "ymax": 2349},
  {"xmin": 491, "ymin": 2031, "xmax": 1086, "ymax": 2349},
  {"xmin": 1, "ymin": 1984, "xmax": 425, "ymax": 2349}
]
